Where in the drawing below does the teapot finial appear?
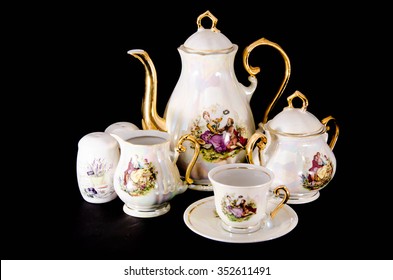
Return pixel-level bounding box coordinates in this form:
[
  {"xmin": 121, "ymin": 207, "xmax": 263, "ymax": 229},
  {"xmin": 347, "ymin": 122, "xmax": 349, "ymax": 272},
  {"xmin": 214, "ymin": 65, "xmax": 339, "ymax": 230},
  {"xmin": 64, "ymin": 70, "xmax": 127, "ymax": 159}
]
[
  {"xmin": 287, "ymin": 90, "xmax": 308, "ymax": 111},
  {"xmin": 197, "ymin": 10, "xmax": 220, "ymax": 33}
]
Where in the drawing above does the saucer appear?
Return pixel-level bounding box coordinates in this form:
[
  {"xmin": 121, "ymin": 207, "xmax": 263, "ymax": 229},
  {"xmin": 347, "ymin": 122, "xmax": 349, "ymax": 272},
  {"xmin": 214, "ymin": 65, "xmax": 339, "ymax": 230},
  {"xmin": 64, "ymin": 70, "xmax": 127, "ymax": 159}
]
[
  {"xmin": 183, "ymin": 196, "xmax": 298, "ymax": 243},
  {"xmin": 181, "ymin": 176, "xmax": 213, "ymax": 191},
  {"xmin": 188, "ymin": 184, "xmax": 213, "ymax": 191},
  {"xmin": 287, "ymin": 191, "xmax": 320, "ymax": 204}
]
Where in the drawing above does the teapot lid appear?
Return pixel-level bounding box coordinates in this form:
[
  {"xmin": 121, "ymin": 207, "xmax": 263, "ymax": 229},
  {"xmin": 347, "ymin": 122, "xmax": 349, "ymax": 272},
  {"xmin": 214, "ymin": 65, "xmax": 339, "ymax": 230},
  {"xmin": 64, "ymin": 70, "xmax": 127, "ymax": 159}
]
[
  {"xmin": 180, "ymin": 10, "xmax": 235, "ymax": 53},
  {"xmin": 264, "ymin": 91, "xmax": 325, "ymax": 135}
]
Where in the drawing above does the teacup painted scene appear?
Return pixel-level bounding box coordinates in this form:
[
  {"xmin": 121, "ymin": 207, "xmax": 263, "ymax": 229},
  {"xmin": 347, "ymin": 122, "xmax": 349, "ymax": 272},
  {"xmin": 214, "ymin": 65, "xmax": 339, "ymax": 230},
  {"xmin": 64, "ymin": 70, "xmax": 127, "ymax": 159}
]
[{"xmin": 221, "ymin": 194, "xmax": 257, "ymax": 222}]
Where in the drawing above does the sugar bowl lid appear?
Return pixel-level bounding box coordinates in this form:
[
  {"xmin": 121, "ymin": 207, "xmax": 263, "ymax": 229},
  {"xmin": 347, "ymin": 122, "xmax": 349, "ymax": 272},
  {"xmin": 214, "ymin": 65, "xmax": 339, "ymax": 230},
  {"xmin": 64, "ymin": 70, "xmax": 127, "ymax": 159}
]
[
  {"xmin": 264, "ymin": 90, "xmax": 325, "ymax": 136},
  {"xmin": 180, "ymin": 10, "xmax": 235, "ymax": 53}
]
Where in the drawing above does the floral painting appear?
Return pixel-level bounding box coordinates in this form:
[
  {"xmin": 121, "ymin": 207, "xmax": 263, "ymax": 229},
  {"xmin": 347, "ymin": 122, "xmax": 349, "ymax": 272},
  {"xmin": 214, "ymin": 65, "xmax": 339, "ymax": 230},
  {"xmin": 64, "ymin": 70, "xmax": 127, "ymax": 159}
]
[
  {"xmin": 190, "ymin": 106, "xmax": 248, "ymax": 163},
  {"xmin": 221, "ymin": 194, "xmax": 257, "ymax": 222},
  {"xmin": 119, "ymin": 155, "xmax": 158, "ymax": 196},
  {"xmin": 301, "ymin": 152, "xmax": 334, "ymax": 190},
  {"xmin": 83, "ymin": 158, "xmax": 114, "ymax": 199},
  {"xmin": 86, "ymin": 158, "xmax": 112, "ymax": 178}
]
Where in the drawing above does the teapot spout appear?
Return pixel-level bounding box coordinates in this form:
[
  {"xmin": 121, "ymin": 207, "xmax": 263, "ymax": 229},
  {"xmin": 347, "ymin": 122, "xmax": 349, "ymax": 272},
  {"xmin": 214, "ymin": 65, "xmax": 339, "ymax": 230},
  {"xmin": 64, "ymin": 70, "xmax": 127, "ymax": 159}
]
[{"xmin": 128, "ymin": 49, "xmax": 167, "ymax": 131}]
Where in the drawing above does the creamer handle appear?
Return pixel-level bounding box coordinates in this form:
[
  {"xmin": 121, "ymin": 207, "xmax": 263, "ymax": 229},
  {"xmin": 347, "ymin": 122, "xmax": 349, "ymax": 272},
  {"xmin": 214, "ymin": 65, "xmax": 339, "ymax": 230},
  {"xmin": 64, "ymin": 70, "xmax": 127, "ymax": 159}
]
[
  {"xmin": 176, "ymin": 134, "xmax": 201, "ymax": 185},
  {"xmin": 245, "ymin": 130, "xmax": 268, "ymax": 165},
  {"xmin": 243, "ymin": 38, "xmax": 291, "ymax": 124}
]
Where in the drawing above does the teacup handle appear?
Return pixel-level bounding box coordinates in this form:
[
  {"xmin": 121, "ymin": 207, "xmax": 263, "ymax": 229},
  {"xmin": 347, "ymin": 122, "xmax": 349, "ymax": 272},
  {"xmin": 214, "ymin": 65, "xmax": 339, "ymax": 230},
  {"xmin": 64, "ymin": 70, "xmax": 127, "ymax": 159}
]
[
  {"xmin": 245, "ymin": 130, "xmax": 267, "ymax": 165},
  {"xmin": 176, "ymin": 134, "xmax": 201, "ymax": 185},
  {"xmin": 270, "ymin": 185, "xmax": 290, "ymax": 219}
]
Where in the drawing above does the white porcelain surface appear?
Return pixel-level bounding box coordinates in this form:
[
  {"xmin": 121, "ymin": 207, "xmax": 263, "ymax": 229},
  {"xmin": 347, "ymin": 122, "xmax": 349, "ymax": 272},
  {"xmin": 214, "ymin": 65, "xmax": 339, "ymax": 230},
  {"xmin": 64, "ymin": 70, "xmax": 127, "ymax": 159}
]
[
  {"xmin": 123, "ymin": 202, "xmax": 171, "ymax": 218},
  {"xmin": 251, "ymin": 148, "xmax": 323, "ymax": 205},
  {"xmin": 208, "ymin": 163, "xmax": 289, "ymax": 233},
  {"xmin": 266, "ymin": 106, "xmax": 324, "ymax": 134},
  {"xmin": 249, "ymin": 91, "xmax": 337, "ymax": 204},
  {"xmin": 130, "ymin": 11, "xmax": 260, "ymax": 190},
  {"xmin": 76, "ymin": 132, "xmax": 119, "ymax": 203},
  {"xmin": 288, "ymin": 191, "xmax": 320, "ymax": 204},
  {"xmin": 110, "ymin": 130, "xmax": 188, "ymax": 218},
  {"xmin": 187, "ymin": 182, "xmax": 213, "ymax": 192},
  {"xmin": 183, "ymin": 196, "xmax": 298, "ymax": 243},
  {"xmin": 182, "ymin": 21, "xmax": 233, "ymax": 51},
  {"xmin": 105, "ymin": 121, "xmax": 139, "ymax": 140},
  {"xmin": 168, "ymin": 44, "xmax": 256, "ymax": 188}
]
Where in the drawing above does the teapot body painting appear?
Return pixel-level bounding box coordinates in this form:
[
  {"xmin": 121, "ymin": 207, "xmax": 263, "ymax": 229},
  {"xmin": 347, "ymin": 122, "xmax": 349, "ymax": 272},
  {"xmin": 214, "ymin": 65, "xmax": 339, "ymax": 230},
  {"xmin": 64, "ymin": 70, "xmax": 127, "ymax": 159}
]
[
  {"xmin": 246, "ymin": 91, "xmax": 339, "ymax": 204},
  {"xmin": 129, "ymin": 11, "xmax": 291, "ymax": 190}
]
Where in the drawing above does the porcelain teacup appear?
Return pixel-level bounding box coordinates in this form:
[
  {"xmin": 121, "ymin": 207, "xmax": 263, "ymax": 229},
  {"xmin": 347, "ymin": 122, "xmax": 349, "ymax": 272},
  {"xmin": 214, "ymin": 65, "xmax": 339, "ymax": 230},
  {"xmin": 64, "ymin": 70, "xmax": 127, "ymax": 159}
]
[{"xmin": 208, "ymin": 163, "xmax": 290, "ymax": 233}]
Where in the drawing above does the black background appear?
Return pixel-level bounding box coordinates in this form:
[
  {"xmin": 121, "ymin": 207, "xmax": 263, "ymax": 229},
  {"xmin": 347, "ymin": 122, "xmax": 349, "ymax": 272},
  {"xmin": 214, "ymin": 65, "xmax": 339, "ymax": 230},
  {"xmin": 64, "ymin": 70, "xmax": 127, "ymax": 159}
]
[{"xmin": 4, "ymin": 1, "xmax": 390, "ymax": 260}]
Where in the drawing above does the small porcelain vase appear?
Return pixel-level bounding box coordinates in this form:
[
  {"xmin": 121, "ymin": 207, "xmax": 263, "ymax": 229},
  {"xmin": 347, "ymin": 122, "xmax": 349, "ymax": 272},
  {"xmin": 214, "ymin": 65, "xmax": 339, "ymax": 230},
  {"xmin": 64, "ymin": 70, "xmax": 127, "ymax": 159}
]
[{"xmin": 76, "ymin": 132, "xmax": 119, "ymax": 203}]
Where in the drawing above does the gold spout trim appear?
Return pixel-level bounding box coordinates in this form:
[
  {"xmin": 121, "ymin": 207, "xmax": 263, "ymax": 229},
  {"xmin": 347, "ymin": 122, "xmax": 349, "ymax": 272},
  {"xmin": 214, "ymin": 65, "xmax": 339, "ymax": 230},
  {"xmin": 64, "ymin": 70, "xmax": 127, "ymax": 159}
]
[{"xmin": 128, "ymin": 49, "xmax": 166, "ymax": 131}]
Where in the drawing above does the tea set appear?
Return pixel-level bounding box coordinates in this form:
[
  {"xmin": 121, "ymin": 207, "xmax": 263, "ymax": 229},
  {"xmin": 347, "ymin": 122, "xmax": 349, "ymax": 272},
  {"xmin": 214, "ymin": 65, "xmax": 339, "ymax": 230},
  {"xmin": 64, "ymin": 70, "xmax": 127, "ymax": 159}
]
[{"xmin": 76, "ymin": 11, "xmax": 339, "ymax": 243}]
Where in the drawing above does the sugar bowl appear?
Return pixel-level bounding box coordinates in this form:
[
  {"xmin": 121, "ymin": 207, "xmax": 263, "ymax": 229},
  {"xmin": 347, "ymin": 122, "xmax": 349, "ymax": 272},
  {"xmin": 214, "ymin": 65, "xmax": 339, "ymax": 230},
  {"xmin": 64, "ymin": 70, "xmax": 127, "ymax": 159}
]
[{"xmin": 246, "ymin": 90, "xmax": 339, "ymax": 204}]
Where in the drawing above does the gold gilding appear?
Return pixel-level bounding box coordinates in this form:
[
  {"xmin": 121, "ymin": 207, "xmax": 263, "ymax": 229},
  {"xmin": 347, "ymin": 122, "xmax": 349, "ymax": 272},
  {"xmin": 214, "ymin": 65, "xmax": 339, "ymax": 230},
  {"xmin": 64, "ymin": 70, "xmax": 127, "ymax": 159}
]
[
  {"xmin": 176, "ymin": 134, "xmax": 201, "ymax": 185},
  {"xmin": 287, "ymin": 90, "xmax": 308, "ymax": 111},
  {"xmin": 243, "ymin": 38, "xmax": 291, "ymax": 124},
  {"xmin": 128, "ymin": 49, "xmax": 167, "ymax": 132},
  {"xmin": 197, "ymin": 10, "xmax": 219, "ymax": 32},
  {"xmin": 245, "ymin": 131, "xmax": 267, "ymax": 165},
  {"xmin": 270, "ymin": 185, "xmax": 290, "ymax": 219},
  {"xmin": 321, "ymin": 116, "xmax": 339, "ymax": 150}
]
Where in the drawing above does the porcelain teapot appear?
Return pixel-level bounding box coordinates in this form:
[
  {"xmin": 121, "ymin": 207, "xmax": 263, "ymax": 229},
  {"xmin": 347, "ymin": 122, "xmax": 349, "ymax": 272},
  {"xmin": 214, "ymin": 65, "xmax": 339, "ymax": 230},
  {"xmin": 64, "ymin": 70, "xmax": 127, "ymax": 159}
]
[
  {"xmin": 128, "ymin": 10, "xmax": 291, "ymax": 190},
  {"xmin": 246, "ymin": 90, "xmax": 339, "ymax": 204}
]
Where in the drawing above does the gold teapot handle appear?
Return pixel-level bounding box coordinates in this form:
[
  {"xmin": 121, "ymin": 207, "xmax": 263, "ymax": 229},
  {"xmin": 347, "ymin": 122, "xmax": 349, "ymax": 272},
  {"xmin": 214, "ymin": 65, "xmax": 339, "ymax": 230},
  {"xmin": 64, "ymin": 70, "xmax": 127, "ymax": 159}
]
[
  {"xmin": 321, "ymin": 116, "xmax": 339, "ymax": 150},
  {"xmin": 176, "ymin": 134, "xmax": 201, "ymax": 185},
  {"xmin": 245, "ymin": 130, "xmax": 268, "ymax": 165},
  {"xmin": 243, "ymin": 38, "xmax": 291, "ymax": 124}
]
